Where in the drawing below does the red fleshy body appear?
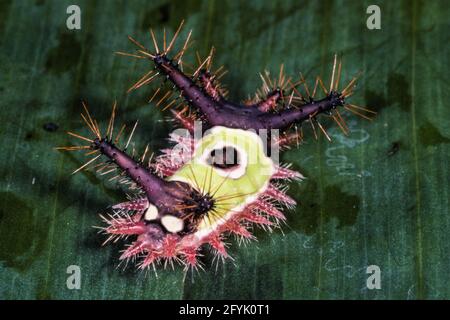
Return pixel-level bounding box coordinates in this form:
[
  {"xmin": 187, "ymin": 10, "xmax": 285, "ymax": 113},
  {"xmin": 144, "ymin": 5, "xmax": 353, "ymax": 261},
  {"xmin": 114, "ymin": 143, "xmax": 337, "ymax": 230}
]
[{"xmin": 102, "ymin": 135, "xmax": 302, "ymax": 270}]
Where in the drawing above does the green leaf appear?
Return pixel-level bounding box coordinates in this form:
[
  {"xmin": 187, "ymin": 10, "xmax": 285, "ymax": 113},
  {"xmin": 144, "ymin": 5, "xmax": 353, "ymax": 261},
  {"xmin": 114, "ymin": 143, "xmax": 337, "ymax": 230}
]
[{"xmin": 0, "ymin": 0, "xmax": 449, "ymax": 299}]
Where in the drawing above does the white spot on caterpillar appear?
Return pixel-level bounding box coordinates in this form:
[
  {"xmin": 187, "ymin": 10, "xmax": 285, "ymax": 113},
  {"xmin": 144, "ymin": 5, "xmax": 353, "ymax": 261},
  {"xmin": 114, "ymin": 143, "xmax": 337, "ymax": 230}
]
[
  {"xmin": 161, "ymin": 215, "xmax": 184, "ymax": 233},
  {"xmin": 144, "ymin": 204, "xmax": 158, "ymax": 221}
]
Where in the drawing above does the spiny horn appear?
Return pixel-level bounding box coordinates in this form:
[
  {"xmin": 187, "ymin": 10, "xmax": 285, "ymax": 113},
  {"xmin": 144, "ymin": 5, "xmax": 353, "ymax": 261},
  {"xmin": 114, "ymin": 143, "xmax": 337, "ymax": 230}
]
[
  {"xmin": 92, "ymin": 138, "xmax": 176, "ymax": 207},
  {"xmin": 124, "ymin": 29, "xmax": 361, "ymax": 135}
]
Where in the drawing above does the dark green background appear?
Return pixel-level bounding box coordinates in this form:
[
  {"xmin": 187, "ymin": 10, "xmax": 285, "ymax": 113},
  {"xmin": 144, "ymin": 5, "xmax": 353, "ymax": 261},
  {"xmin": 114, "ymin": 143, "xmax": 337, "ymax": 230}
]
[{"xmin": 0, "ymin": 0, "xmax": 449, "ymax": 299}]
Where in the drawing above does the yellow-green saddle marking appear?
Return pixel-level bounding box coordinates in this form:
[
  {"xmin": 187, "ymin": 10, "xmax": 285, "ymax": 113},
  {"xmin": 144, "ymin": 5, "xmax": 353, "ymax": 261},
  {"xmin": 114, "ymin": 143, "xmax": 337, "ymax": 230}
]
[{"xmin": 169, "ymin": 126, "xmax": 275, "ymax": 236}]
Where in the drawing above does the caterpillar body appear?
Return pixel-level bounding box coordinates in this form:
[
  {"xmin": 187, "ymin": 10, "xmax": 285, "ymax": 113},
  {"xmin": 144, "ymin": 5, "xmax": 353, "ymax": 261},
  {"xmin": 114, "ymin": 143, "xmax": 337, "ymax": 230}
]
[{"xmin": 58, "ymin": 21, "xmax": 375, "ymax": 271}]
